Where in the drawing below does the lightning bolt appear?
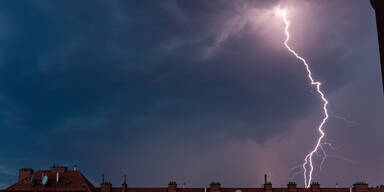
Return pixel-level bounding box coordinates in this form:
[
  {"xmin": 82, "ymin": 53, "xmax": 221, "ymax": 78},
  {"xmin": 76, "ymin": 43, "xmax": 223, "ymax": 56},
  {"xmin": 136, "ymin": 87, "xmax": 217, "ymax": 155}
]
[{"xmin": 277, "ymin": 9, "xmax": 329, "ymax": 188}]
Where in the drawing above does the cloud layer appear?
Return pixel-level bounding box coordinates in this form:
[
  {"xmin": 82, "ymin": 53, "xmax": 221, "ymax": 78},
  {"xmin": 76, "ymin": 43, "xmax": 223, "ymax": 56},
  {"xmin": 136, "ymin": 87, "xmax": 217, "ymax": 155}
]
[{"xmin": 0, "ymin": 0, "xmax": 382, "ymax": 188}]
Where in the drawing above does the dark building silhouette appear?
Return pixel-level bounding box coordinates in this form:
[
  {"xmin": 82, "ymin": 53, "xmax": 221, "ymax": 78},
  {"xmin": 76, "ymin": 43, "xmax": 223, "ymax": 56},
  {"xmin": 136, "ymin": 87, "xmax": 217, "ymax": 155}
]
[
  {"xmin": 370, "ymin": 0, "xmax": 384, "ymax": 92},
  {"xmin": 1, "ymin": 166, "xmax": 384, "ymax": 192}
]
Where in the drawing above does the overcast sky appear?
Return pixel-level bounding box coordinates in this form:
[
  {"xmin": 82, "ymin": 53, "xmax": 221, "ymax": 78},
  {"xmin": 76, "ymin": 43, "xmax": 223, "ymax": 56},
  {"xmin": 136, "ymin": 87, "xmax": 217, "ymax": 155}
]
[{"xmin": 0, "ymin": 0, "xmax": 383, "ymax": 189}]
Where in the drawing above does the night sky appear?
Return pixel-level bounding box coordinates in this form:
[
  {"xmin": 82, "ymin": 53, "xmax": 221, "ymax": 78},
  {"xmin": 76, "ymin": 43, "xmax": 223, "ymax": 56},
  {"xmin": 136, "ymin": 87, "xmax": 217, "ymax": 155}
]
[{"xmin": 0, "ymin": 0, "xmax": 383, "ymax": 189}]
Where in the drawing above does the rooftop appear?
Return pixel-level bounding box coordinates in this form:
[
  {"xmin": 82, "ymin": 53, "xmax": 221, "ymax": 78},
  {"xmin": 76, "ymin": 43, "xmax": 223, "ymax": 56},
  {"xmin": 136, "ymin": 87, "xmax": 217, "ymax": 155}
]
[{"xmin": 2, "ymin": 166, "xmax": 384, "ymax": 192}]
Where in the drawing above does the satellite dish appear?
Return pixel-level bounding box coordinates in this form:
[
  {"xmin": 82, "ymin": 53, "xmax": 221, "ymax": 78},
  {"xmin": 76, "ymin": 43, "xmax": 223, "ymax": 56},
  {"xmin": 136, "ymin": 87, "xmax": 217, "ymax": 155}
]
[
  {"xmin": 235, "ymin": 189, "xmax": 242, "ymax": 192},
  {"xmin": 42, "ymin": 175, "xmax": 48, "ymax": 185}
]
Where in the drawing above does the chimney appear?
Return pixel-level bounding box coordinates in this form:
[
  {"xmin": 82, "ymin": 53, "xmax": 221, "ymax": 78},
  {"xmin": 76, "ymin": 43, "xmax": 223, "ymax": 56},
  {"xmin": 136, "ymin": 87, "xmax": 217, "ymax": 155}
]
[
  {"xmin": 101, "ymin": 182, "xmax": 112, "ymax": 192},
  {"xmin": 101, "ymin": 174, "xmax": 112, "ymax": 192},
  {"xmin": 210, "ymin": 182, "xmax": 221, "ymax": 192},
  {"xmin": 168, "ymin": 181, "xmax": 177, "ymax": 192},
  {"xmin": 263, "ymin": 174, "xmax": 272, "ymax": 192},
  {"xmin": 264, "ymin": 183, "xmax": 272, "ymax": 192},
  {"xmin": 122, "ymin": 175, "xmax": 127, "ymax": 192},
  {"xmin": 19, "ymin": 168, "xmax": 33, "ymax": 182},
  {"xmin": 50, "ymin": 166, "xmax": 68, "ymax": 173},
  {"xmin": 353, "ymin": 182, "xmax": 369, "ymax": 192},
  {"xmin": 310, "ymin": 182, "xmax": 320, "ymax": 192},
  {"xmin": 287, "ymin": 182, "xmax": 297, "ymax": 192}
]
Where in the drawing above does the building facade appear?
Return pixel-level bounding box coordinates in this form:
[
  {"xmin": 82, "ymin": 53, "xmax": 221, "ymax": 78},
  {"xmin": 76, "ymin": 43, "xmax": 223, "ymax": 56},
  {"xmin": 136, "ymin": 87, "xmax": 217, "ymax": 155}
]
[{"xmin": 1, "ymin": 166, "xmax": 383, "ymax": 192}]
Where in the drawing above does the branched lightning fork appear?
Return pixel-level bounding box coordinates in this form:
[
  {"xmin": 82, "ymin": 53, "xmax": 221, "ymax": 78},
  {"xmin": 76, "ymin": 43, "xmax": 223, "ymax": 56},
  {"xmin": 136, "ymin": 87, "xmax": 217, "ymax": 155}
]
[{"xmin": 277, "ymin": 9, "xmax": 329, "ymax": 188}]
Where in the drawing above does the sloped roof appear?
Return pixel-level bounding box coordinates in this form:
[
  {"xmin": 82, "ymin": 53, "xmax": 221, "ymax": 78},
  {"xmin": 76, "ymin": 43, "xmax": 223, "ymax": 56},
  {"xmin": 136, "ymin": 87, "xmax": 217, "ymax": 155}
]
[{"xmin": 4, "ymin": 169, "xmax": 95, "ymax": 192}]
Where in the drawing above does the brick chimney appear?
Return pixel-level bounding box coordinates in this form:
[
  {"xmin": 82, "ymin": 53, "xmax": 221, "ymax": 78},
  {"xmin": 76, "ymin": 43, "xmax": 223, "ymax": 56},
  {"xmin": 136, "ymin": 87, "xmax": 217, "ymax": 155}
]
[
  {"xmin": 122, "ymin": 175, "xmax": 127, "ymax": 192},
  {"xmin": 168, "ymin": 181, "xmax": 177, "ymax": 192},
  {"xmin": 263, "ymin": 174, "xmax": 272, "ymax": 192},
  {"xmin": 210, "ymin": 182, "xmax": 221, "ymax": 192},
  {"xmin": 100, "ymin": 174, "xmax": 112, "ymax": 192},
  {"xmin": 264, "ymin": 182, "xmax": 272, "ymax": 192},
  {"xmin": 19, "ymin": 168, "xmax": 33, "ymax": 182},
  {"xmin": 50, "ymin": 166, "xmax": 68, "ymax": 173},
  {"xmin": 287, "ymin": 182, "xmax": 297, "ymax": 192},
  {"xmin": 353, "ymin": 182, "xmax": 369, "ymax": 192},
  {"xmin": 310, "ymin": 182, "xmax": 320, "ymax": 192},
  {"xmin": 101, "ymin": 182, "xmax": 112, "ymax": 192}
]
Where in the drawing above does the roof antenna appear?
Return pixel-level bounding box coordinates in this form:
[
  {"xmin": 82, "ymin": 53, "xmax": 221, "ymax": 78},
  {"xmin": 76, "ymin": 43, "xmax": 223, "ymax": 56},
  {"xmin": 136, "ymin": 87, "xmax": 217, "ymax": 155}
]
[
  {"xmin": 123, "ymin": 174, "xmax": 127, "ymax": 184},
  {"xmin": 102, "ymin": 174, "xmax": 105, "ymax": 184},
  {"xmin": 264, "ymin": 174, "xmax": 267, "ymax": 184}
]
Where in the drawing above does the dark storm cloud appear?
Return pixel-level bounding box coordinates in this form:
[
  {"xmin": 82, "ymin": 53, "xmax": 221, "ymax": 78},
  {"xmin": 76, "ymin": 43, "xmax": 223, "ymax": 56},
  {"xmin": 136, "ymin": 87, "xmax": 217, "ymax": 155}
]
[
  {"xmin": 0, "ymin": 0, "xmax": 382, "ymax": 188},
  {"xmin": 0, "ymin": 0, "xmax": 306, "ymax": 140}
]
